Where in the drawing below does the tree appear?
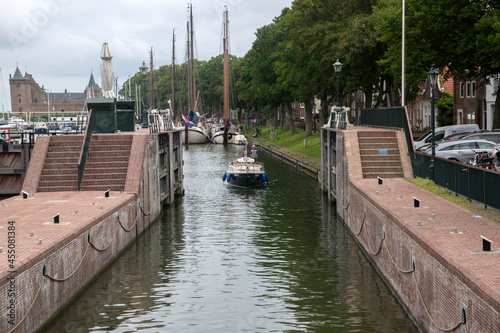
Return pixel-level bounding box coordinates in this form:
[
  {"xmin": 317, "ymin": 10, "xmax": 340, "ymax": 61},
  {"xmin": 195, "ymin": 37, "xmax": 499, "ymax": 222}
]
[
  {"xmin": 374, "ymin": 0, "xmax": 500, "ymax": 126},
  {"xmin": 436, "ymin": 91, "xmax": 453, "ymax": 126}
]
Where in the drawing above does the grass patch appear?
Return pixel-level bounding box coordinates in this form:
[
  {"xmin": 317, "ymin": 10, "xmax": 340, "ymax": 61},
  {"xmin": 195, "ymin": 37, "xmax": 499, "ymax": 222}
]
[
  {"xmin": 243, "ymin": 125, "xmax": 322, "ymax": 166},
  {"xmin": 408, "ymin": 177, "xmax": 500, "ymax": 223}
]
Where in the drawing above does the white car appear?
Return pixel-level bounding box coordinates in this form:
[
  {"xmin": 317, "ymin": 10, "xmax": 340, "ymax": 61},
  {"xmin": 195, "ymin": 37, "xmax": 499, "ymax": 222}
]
[{"xmin": 420, "ymin": 139, "xmax": 497, "ymax": 164}]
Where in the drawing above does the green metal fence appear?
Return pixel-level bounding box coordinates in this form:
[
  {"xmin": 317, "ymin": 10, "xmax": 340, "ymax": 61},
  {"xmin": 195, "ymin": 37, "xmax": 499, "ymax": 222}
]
[
  {"xmin": 360, "ymin": 107, "xmax": 500, "ymax": 210},
  {"xmin": 78, "ymin": 110, "xmax": 96, "ymax": 191}
]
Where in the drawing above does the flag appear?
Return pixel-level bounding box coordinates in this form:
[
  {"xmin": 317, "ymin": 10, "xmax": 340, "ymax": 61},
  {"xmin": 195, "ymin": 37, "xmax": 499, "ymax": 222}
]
[{"xmin": 181, "ymin": 113, "xmax": 193, "ymax": 127}]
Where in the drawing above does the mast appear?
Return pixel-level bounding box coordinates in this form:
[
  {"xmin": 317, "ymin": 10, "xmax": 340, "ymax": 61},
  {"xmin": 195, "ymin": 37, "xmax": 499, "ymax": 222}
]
[
  {"xmin": 190, "ymin": 2, "xmax": 196, "ymax": 113},
  {"xmin": 172, "ymin": 29, "xmax": 176, "ymax": 119},
  {"xmin": 186, "ymin": 20, "xmax": 192, "ymax": 113},
  {"xmin": 223, "ymin": 6, "xmax": 229, "ymax": 120}
]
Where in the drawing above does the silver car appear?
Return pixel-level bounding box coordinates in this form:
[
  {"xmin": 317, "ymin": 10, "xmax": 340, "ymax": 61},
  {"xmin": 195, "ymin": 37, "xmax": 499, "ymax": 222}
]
[{"xmin": 421, "ymin": 139, "xmax": 497, "ymax": 164}]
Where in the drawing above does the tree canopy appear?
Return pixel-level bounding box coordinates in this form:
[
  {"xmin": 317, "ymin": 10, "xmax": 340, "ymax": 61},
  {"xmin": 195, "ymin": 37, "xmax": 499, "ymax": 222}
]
[{"xmin": 121, "ymin": 0, "xmax": 500, "ymax": 129}]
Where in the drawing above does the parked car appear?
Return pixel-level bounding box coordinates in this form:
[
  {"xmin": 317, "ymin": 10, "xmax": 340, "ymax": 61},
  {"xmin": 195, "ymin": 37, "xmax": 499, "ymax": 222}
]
[
  {"xmin": 420, "ymin": 139, "xmax": 497, "ymax": 164},
  {"xmin": 414, "ymin": 124, "xmax": 480, "ymax": 150},
  {"xmin": 461, "ymin": 131, "xmax": 500, "ymax": 144}
]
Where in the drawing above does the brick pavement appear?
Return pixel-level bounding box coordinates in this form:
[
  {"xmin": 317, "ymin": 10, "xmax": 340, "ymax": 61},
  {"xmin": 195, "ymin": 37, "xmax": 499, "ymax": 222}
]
[
  {"xmin": 351, "ymin": 177, "xmax": 500, "ymax": 308},
  {"xmin": 0, "ymin": 190, "xmax": 135, "ymax": 280}
]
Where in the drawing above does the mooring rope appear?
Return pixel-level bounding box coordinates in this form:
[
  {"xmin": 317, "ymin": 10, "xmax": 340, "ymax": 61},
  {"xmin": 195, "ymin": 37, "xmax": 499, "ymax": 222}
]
[
  {"xmin": 89, "ymin": 220, "xmax": 119, "ymax": 252},
  {"xmin": 382, "ymin": 240, "xmax": 414, "ymax": 274},
  {"xmin": 6, "ymin": 277, "xmax": 45, "ymax": 333},
  {"xmin": 412, "ymin": 271, "xmax": 465, "ymax": 332},
  {"xmin": 139, "ymin": 203, "xmax": 151, "ymax": 216},
  {"xmin": 353, "ymin": 211, "xmax": 365, "ymax": 236},
  {"xmin": 117, "ymin": 211, "xmax": 138, "ymax": 232},
  {"xmin": 367, "ymin": 232, "xmax": 385, "ymax": 256},
  {"xmin": 44, "ymin": 241, "xmax": 90, "ymax": 282}
]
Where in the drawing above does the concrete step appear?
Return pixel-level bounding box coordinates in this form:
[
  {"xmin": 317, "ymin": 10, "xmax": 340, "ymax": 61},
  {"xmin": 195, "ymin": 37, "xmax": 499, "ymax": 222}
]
[
  {"xmin": 38, "ymin": 180, "xmax": 79, "ymax": 188},
  {"xmin": 360, "ymin": 154, "xmax": 401, "ymax": 161},
  {"xmin": 80, "ymin": 184, "xmax": 124, "ymax": 191},
  {"xmin": 359, "ymin": 148, "xmax": 400, "ymax": 155},
  {"xmin": 48, "ymin": 145, "xmax": 82, "ymax": 152},
  {"xmin": 87, "ymin": 151, "xmax": 132, "ymax": 158},
  {"xmin": 362, "ymin": 160, "xmax": 403, "ymax": 167},
  {"xmin": 37, "ymin": 185, "xmax": 79, "ymax": 192},
  {"xmin": 358, "ymin": 131, "xmax": 396, "ymax": 138},
  {"xmin": 83, "ymin": 167, "xmax": 128, "ymax": 175},
  {"xmin": 40, "ymin": 174, "xmax": 77, "ymax": 181},
  {"xmin": 86, "ymin": 155, "xmax": 130, "ymax": 163},
  {"xmin": 88, "ymin": 145, "xmax": 132, "ymax": 152},
  {"xmin": 43, "ymin": 163, "xmax": 78, "ymax": 170},
  {"xmin": 82, "ymin": 173, "xmax": 127, "ymax": 180},
  {"xmin": 362, "ymin": 166, "xmax": 403, "ymax": 173},
  {"xmin": 84, "ymin": 161, "xmax": 129, "ymax": 169},
  {"xmin": 363, "ymin": 172, "xmax": 404, "ymax": 178},
  {"xmin": 42, "ymin": 168, "xmax": 77, "ymax": 176},
  {"xmin": 81, "ymin": 178, "xmax": 125, "ymax": 186},
  {"xmin": 358, "ymin": 142, "xmax": 399, "ymax": 149}
]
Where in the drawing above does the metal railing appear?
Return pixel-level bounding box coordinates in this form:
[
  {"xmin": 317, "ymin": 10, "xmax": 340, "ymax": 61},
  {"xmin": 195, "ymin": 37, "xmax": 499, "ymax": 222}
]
[
  {"xmin": 77, "ymin": 110, "xmax": 96, "ymax": 191},
  {"xmin": 360, "ymin": 107, "xmax": 500, "ymax": 210}
]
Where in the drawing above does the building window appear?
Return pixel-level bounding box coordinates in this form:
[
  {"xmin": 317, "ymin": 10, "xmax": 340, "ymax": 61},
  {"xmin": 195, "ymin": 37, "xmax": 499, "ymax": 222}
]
[
  {"xmin": 467, "ymin": 109, "xmax": 475, "ymax": 124},
  {"xmin": 299, "ymin": 102, "xmax": 305, "ymax": 109},
  {"xmin": 471, "ymin": 81, "xmax": 476, "ymax": 98},
  {"xmin": 466, "ymin": 82, "xmax": 471, "ymax": 98},
  {"xmin": 457, "ymin": 109, "xmax": 463, "ymax": 124},
  {"xmin": 460, "ymin": 82, "xmax": 464, "ymax": 98}
]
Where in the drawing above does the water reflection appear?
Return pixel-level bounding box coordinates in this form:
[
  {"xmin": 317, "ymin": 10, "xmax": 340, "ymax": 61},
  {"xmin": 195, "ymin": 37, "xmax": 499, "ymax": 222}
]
[{"xmin": 41, "ymin": 144, "xmax": 417, "ymax": 332}]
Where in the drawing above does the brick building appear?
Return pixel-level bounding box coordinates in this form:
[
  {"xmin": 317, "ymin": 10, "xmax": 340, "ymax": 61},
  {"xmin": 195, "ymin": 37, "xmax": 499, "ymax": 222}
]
[
  {"xmin": 453, "ymin": 77, "xmax": 487, "ymax": 128},
  {"xmin": 9, "ymin": 66, "xmax": 102, "ymax": 117},
  {"xmin": 9, "ymin": 66, "xmax": 45, "ymax": 116}
]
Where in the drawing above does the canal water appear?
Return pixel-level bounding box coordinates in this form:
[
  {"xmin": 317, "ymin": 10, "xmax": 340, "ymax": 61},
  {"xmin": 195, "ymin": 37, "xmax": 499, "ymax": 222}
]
[{"xmin": 41, "ymin": 144, "xmax": 418, "ymax": 332}]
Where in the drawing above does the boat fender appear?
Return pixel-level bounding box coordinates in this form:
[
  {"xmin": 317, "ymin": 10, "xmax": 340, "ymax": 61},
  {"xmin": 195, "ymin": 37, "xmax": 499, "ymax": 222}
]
[
  {"xmin": 222, "ymin": 173, "xmax": 227, "ymax": 181},
  {"xmin": 227, "ymin": 174, "xmax": 232, "ymax": 182},
  {"xmin": 264, "ymin": 174, "xmax": 269, "ymax": 183}
]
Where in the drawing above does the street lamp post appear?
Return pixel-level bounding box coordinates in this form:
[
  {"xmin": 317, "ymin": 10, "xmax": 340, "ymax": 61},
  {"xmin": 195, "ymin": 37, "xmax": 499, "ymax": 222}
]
[
  {"xmin": 428, "ymin": 63, "xmax": 439, "ymax": 182},
  {"xmin": 333, "ymin": 59, "xmax": 342, "ymax": 107},
  {"xmin": 139, "ymin": 61, "xmax": 149, "ymax": 127}
]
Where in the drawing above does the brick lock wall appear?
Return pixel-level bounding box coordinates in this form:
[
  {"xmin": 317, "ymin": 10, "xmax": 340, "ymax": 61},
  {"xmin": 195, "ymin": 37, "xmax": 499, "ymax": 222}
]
[
  {"xmin": 0, "ymin": 199, "xmax": 139, "ymax": 333},
  {"xmin": 335, "ymin": 134, "xmax": 500, "ymax": 333}
]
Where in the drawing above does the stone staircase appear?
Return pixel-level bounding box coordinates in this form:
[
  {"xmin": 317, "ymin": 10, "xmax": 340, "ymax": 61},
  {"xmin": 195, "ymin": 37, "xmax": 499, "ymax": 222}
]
[
  {"xmin": 80, "ymin": 134, "xmax": 132, "ymax": 191},
  {"xmin": 37, "ymin": 135, "xmax": 83, "ymax": 192},
  {"xmin": 358, "ymin": 131, "xmax": 404, "ymax": 178}
]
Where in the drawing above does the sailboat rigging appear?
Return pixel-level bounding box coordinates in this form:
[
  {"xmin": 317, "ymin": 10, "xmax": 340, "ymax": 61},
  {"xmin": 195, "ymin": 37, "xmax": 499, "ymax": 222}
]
[{"xmin": 210, "ymin": 7, "xmax": 246, "ymax": 145}]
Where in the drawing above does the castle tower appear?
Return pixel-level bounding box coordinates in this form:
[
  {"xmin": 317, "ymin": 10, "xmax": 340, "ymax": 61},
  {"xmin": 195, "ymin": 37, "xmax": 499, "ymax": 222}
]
[{"xmin": 9, "ymin": 66, "xmax": 45, "ymax": 116}]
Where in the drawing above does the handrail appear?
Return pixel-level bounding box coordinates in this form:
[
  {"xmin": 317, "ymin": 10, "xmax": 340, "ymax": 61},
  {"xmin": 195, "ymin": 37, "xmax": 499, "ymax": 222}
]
[{"xmin": 77, "ymin": 109, "xmax": 95, "ymax": 191}]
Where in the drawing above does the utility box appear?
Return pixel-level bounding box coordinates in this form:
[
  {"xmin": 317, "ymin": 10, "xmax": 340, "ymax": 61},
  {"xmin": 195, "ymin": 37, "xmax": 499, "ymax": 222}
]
[
  {"xmin": 87, "ymin": 98, "xmax": 116, "ymax": 133},
  {"xmin": 117, "ymin": 100, "xmax": 135, "ymax": 132}
]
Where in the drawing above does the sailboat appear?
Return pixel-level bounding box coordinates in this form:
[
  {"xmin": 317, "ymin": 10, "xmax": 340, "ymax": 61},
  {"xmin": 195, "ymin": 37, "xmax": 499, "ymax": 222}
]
[
  {"xmin": 175, "ymin": 3, "xmax": 209, "ymax": 144},
  {"xmin": 210, "ymin": 7, "xmax": 246, "ymax": 145}
]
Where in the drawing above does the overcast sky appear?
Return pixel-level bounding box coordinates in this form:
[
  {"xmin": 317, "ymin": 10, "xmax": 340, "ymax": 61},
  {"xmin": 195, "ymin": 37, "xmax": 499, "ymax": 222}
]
[{"xmin": 0, "ymin": 0, "xmax": 292, "ymax": 108}]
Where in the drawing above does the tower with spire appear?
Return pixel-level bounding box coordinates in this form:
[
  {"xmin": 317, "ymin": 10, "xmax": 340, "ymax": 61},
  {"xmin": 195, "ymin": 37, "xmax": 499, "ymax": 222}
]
[{"xmin": 9, "ymin": 65, "xmax": 45, "ymax": 116}]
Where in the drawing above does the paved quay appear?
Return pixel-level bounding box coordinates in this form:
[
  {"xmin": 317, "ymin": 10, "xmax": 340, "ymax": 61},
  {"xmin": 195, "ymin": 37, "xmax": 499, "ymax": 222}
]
[
  {"xmin": 0, "ymin": 190, "xmax": 135, "ymax": 280},
  {"xmin": 351, "ymin": 177, "xmax": 500, "ymax": 310}
]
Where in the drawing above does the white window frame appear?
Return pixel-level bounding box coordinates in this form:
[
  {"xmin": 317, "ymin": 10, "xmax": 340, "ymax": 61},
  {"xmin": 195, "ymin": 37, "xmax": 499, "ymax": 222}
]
[
  {"xmin": 467, "ymin": 109, "xmax": 475, "ymax": 124},
  {"xmin": 457, "ymin": 109, "xmax": 463, "ymax": 125},
  {"xmin": 460, "ymin": 82, "xmax": 465, "ymax": 98},
  {"xmin": 466, "ymin": 82, "xmax": 471, "ymax": 98},
  {"xmin": 471, "ymin": 81, "xmax": 476, "ymax": 98}
]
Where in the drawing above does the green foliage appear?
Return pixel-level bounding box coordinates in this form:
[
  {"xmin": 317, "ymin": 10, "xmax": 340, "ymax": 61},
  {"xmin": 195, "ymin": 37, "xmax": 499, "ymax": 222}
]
[{"xmin": 436, "ymin": 91, "xmax": 454, "ymax": 126}]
